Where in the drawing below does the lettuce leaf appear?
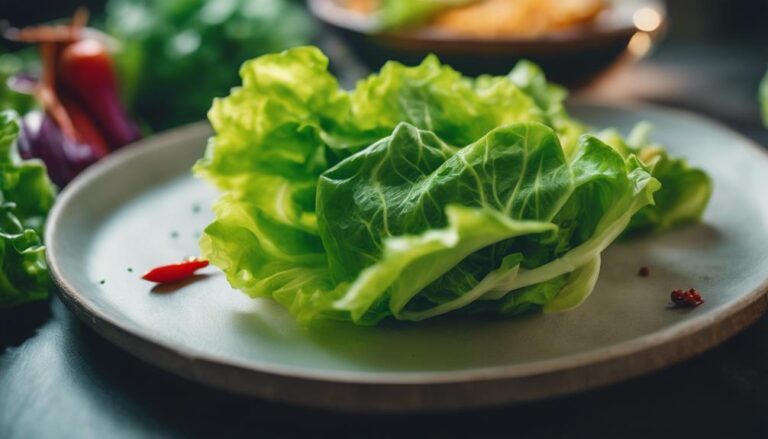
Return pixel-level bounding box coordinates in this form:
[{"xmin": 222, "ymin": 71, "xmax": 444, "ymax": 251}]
[
  {"xmin": 598, "ymin": 123, "xmax": 712, "ymax": 236},
  {"xmin": 195, "ymin": 47, "xmax": 704, "ymax": 325},
  {"xmin": 0, "ymin": 111, "xmax": 56, "ymax": 307},
  {"xmin": 321, "ymin": 125, "xmax": 657, "ymax": 322}
]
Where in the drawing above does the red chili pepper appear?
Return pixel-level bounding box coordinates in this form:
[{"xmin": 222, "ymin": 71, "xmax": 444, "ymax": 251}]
[
  {"xmin": 670, "ymin": 288, "xmax": 704, "ymax": 308},
  {"xmin": 142, "ymin": 258, "xmax": 209, "ymax": 284},
  {"xmin": 58, "ymin": 38, "xmax": 140, "ymax": 149}
]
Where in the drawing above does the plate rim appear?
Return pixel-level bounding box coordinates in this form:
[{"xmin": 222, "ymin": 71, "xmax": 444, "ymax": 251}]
[{"xmin": 46, "ymin": 102, "xmax": 768, "ymax": 411}]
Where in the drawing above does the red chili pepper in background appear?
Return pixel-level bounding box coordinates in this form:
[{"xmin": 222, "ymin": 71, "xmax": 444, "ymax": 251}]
[
  {"xmin": 142, "ymin": 258, "xmax": 209, "ymax": 284},
  {"xmin": 58, "ymin": 38, "xmax": 140, "ymax": 149}
]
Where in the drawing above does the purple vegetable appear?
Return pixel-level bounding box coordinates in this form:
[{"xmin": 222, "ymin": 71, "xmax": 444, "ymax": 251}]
[
  {"xmin": 8, "ymin": 19, "xmax": 141, "ymax": 187},
  {"xmin": 18, "ymin": 111, "xmax": 103, "ymax": 186}
]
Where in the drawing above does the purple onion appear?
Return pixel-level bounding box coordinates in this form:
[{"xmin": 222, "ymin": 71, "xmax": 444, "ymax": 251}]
[
  {"xmin": 85, "ymin": 84, "xmax": 141, "ymax": 149},
  {"xmin": 18, "ymin": 111, "xmax": 104, "ymax": 186}
]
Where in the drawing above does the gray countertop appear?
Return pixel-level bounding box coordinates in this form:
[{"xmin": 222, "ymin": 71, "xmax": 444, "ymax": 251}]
[{"xmin": 2, "ymin": 40, "xmax": 767, "ymax": 438}]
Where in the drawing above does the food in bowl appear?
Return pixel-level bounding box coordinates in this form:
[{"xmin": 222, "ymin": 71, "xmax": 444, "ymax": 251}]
[{"xmin": 344, "ymin": 0, "xmax": 607, "ymax": 36}]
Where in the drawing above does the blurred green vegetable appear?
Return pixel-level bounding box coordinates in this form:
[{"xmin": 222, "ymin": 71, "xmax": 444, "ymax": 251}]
[
  {"xmin": 106, "ymin": 0, "xmax": 315, "ymax": 130},
  {"xmin": 0, "ymin": 111, "xmax": 56, "ymax": 307},
  {"xmin": 0, "ymin": 51, "xmax": 39, "ymax": 114}
]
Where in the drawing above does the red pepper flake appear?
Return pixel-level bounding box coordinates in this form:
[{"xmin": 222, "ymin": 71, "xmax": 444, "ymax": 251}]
[
  {"xmin": 638, "ymin": 266, "xmax": 650, "ymax": 277},
  {"xmin": 671, "ymin": 288, "xmax": 704, "ymax": 308},
  {"xmin": 142, "ymin": 258, "xmax": 209, "ymax": 284}
]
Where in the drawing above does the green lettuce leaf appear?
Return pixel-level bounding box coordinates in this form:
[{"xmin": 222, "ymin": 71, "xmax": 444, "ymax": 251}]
[
  {"xmin": 598, "ymin": 123, "xmax": 712, "ymax": 235},
  {"xmin": 0, "ymin": 51, "xmax": 39, "ymax": 114},
  {"xmin": 460, "ymin": 261, "xmax": 596, "ymax": 317},
  {"xmin": 507, "ymin": 60, "xmax": 585, "ymax": 155},
  {"xmin": 196, "ymin": 47, "xmax": 704, "ymax": 325},
  {"xmin": 0, "ymin": 111, "xmax": 56, "ymax": 307},
  {"xmin": 318, "ymin": 122, "xmax": 572, "ymax": 321}
]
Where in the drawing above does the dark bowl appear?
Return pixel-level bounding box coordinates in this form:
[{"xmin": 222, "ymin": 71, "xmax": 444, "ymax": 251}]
[{"xmin": 309, "ymin": 0, "xmax": 667, "ymax": 86}]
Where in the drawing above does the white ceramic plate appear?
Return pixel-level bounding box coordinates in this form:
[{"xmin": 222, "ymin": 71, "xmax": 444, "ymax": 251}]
[{"xmin": 46, "ymin": 103, "xmax": 768, "ymax": 412}]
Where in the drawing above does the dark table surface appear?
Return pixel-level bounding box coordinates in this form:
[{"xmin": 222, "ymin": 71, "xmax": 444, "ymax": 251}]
[{"xmin": 2, "ymin": 39, "xmax": 768, "ymax": 439}]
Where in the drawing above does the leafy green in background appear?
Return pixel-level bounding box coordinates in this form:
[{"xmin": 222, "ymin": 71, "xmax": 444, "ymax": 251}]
[
  {"xmin": 0, "ymin": 51, "xmax": 39, "ymax": 114},
  {"xmin": 194, "ymin": 47, "xmax": 686, "ymax": 325},
  {"xmin": 106, "ymin": 0, "xmax": 315, "ymax": 130},
  {"xmin": 0, "ymin": 111, "xmax": 56, "ymax": 307}
]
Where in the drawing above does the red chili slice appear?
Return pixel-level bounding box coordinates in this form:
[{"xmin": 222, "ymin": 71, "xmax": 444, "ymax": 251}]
[
  {"xmin": 670, "ymin": 288, "xmax": 704, "ymax": 308},
  {"xmin": 142, "ymin": 258, "xmax": 209, "ymax": 284}
]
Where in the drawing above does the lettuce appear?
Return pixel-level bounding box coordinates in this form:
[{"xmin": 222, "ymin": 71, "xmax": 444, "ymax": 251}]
[
  {"xmin": 598, "ymin": 123, "xmax": 712, "ymax": 236},
  {"xmin": 0, "ymin": 111, "xmax": 56, "ymax": 307},
  {"xmin": 195, "ymin": 46, "xmax": 706, "ymax": 325}
]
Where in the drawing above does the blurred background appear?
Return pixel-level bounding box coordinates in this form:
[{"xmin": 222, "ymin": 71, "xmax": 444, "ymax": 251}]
[
  {"xmin": 0, "ymin": 0, "xmax": 766, "ymax": 182},
  {"xmin": 4, "ymin": 0, "xmax": 767, "ymax": 42},
  {"xmin": 2, "ymin": 0, "xmax": 766, "ymax": 130}
]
